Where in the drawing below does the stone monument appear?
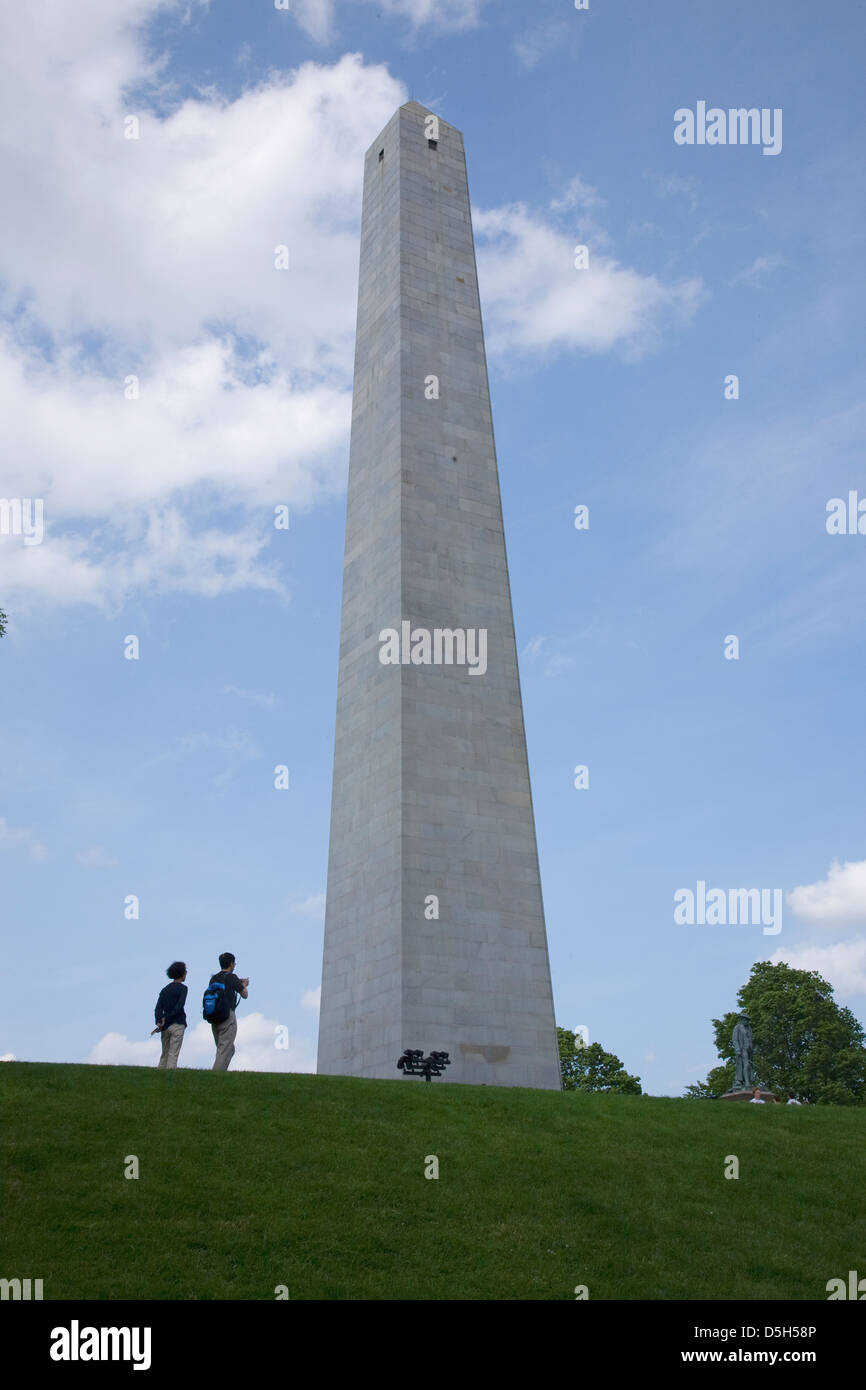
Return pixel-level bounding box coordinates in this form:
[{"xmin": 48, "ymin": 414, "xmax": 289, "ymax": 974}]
[
  {"xmin": 316, "ymin": 103, "xmax": 560, "ymax": 1089},
  {"xmin": 733, "ymin": 1013, "xmax": 756, "ymax": 1090},
  {"xmin": 721, "ymin": 1012, "xmax": 776, "ymax": 1101}
]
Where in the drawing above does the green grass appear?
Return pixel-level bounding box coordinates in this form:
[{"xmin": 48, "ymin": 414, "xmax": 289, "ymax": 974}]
[{"xmin": 2, "ymin": 1062, "xmax": 863, "ymax": 1300}]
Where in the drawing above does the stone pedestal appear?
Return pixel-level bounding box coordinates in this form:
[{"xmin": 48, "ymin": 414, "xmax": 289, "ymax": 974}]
[{"xmin": 720, "ymin": 1089, "xmax": 779, "ymax": 1103}]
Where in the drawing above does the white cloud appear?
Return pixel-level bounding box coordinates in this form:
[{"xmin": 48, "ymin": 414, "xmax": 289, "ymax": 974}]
[
  {"xmin": 1, "ymin": 334, "xmax": 352, "ymax": 514},
  {"xmin": 222, "ymin": 684, "xmax": 279, "ymax": 709},
  {"xmin": 76, "ymin": 846, "xmax": 119, "ymax": 868},
  {"xmin": 474, "ymin": 202, "xmax": 702, "ymax": 361},
  {"xmin": 627, "ymin": 221, "xmax": 663, "ymax": 240},
  {"xmin": 0, "ymin": 499, "xmax": 293, "ymax": 610},
  {"xmin": 87, "ymin": 1012, "xmax": 317, "ymax": 1071},
  {"xmin": 769, "ymin": 938, "xmax": 866, "ymax": 997},
  {"xmin": 0, "ymin": 3, "xmax": 701, "ymax": 612},
  {"xmin": 550, "ymin": 174, "xmax": 605, "ymax": 215},
  {"xmin": 0, "ymin": 817, "xmax": 47, "ymax": 861},
  {"xmin": 301, "ymin": 985, "xmax": 321, "ymax": 1011},
  {"xmin": 647, "ymin": 392, "xmax": 866, "ymax": 650},
  {"xmin": 0, "ymin": 1053, "xmax": 17, "ymax": 1062},
  {"xmin": 368, "ymin": 0, "xmax": 487, "ymax": 32},
  {"xmin": 149, "ymin": 730, "xmax": 253, "ymax": 761},
  {"xmin": 144, "ymin": 726, "xmax": 261, "ymax": 787},
  {"xmin": 513, "ymin": 19, "xmax": 570, "ymax": 70},
  {"xmin": 730, "ymin": 254, "xmax": 786, "ymax": 289},
  {"xmin": 291, "ymin": 893, "xmax": 326, "ymax": 919},
  {"xmin": 543, "ymin": 652, "xmax": 577, "ymax": 677},
  {"xmin": 787, "ymin": 858, "xmax": 866, "ymax": 926},
  {"xmin": 643, "ymin": 169, "xmax": 699, "ymax": 212},
  {"xmin": 548, "ymin": 174, "xmax": 610, "ymax": 250},
  {"xmin": 293, "ymin": 0, "xmax": 488, "ymax": 45},
  {"xmin": 87, "ymin": 1032, "xmax": 161, "ymax": 1066},
  {"xmin": 292, "ymin": 0, "xmax": 336, "ymax": 44},
  {"xmin": 0, "ymin": 1, "xmax": 404, "ymax": 608},
  {"xmin": 521, "ymin": 634, "xmax": 578, "ymax": 678}
]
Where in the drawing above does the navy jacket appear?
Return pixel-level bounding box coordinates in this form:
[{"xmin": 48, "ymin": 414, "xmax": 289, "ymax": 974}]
[{"xmin": 155, "ymin": 981, "xmax": 187, "ymax": 1028}]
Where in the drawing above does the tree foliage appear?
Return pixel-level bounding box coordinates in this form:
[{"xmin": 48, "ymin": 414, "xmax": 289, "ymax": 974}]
[
  {"xmin": 0, "ymin": 608, "xmax": 6, "ymax": 638},
  {"xmin": 557, "ymin": 1027, "xmax": 642, "ymax": 1094},
  {"xmin": 684, "ymin": 1065, "xmax": 734, "ymax": 1100},
  {"xmin": 686, "ymin": 961, "xmax": 866, "ymax": 1104}
]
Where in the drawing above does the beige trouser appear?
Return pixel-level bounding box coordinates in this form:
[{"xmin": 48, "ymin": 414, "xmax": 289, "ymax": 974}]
[
  {"xmin": 212, "ymin": 1011, "xmax": 237, "ymax": 1071},
  {"xmin": 158, "ymin": 1023, "xmax": 185, "ymax": 1069}
]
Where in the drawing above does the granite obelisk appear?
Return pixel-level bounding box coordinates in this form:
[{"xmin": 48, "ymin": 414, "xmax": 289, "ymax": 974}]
[{"xmin": 317, "ymin": 103, "xmax": 560, "ymax": 1089}]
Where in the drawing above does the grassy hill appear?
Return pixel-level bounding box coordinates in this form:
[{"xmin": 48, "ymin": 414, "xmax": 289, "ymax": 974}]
[{"xmin": 3, "ymin": 1062, "xmax": 863, "ymax": 1300}]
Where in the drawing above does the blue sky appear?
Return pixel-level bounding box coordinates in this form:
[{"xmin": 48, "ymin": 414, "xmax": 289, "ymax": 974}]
[{"xmin": 1, "ymin": 0, "xmax": 865, "ymax": 1090}]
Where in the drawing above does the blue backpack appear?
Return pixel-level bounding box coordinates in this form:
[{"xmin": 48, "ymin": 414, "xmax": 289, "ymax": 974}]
[{"xmin": 202, "ymin": 976, "xmax": 231, "ymax": 1023}]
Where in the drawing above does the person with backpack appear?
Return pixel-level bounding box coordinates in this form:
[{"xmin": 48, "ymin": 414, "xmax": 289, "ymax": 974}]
[
  {"xmin": 153, "ymin": 961, "xmax": 188, "ymax": 1069},
  {"xmin": 202, "ymin": 952, "xmax": 249, "ymax": 1071}
]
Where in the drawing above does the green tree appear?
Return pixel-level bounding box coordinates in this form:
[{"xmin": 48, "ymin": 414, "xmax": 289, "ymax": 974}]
[
  {"xmin": 557, "ymin": 1027, "xmax": 642, "ymax": 1094},
  {"xmin": 686, "ymin": 961, "xmax": 866, "ymax": 1104},
  {"xmin": 0, "ymin": 608, "xmax": 6, "ymax": 637},
  {"xmin": 684, "ymin": 1065, "xmax": 733, "ymax": 1100}
]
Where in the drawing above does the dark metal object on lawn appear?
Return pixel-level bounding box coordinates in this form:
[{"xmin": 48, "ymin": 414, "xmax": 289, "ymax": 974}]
[{"xmin": 397, "ymin": 1048, "xmax": 451, "ymax": 1082}]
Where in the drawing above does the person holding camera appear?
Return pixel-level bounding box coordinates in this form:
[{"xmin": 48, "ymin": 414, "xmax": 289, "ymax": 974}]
[{"xmin": 207, "ymin": 952, "xmax": 249, "ymax": 1071}]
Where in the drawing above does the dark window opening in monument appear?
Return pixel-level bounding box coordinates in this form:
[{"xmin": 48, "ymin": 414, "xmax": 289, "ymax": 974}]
[
  {"xmin": 428, "ymin": 138, "xmax": 438, "ymax": 149},
  {"xmin": 378, "ymin": 149, "xmax": 384, "ymax": 161}
]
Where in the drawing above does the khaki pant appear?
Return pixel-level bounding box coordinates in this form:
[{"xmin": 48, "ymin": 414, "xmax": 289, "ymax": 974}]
[
  {"xmin": 158, "ymin": 1023, "xmax": 185, "ymax": 1069},
  {"xmin": 212, "ymin": 1011, "xmax": 237, "ymax": 1071}
]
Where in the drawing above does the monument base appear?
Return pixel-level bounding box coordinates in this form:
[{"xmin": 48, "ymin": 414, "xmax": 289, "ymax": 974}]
[{"xmin": 720, "ymin": 1089, "xmax": 778, "ymax": 1103}]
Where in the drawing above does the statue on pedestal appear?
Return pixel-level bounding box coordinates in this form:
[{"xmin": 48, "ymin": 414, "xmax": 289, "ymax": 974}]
[{"xmin": 732, "ymin": 1013, "xmax": 757, "ymax": 1090}]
